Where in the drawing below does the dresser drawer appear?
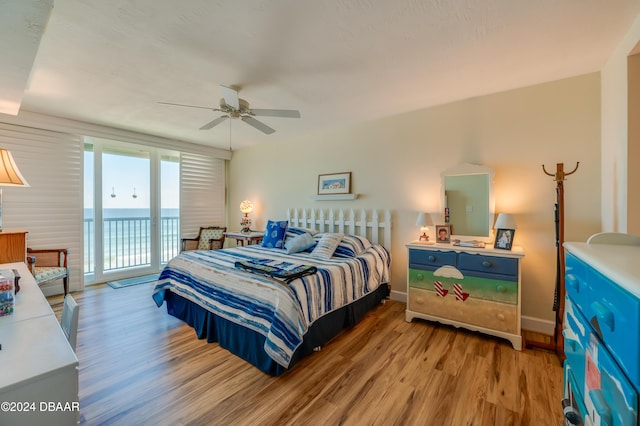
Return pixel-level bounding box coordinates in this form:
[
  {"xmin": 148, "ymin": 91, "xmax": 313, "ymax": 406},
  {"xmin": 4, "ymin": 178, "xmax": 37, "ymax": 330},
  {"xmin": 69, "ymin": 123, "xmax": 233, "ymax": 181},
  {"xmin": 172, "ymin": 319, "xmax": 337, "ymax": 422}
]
[
  {"xmin": 563, "ymin": 296, "xmax": 589, "ymax": 391},
  {"xmin": 584, "ymin": 332, "xmax": 638, "ymax": 425},
  {"xmin": 458, "ymin": 253, "xmax": 517, "ymax": 280},
  {"xmin": 408, "ymin": 287, "xmax": 516, "ymax": 333},
  {"xmin": 409, "ymin": 249, "xmax": 456, "ymax": 270},
  {"xmin": 565, "ymin": 252, "xmax": 588, "ymax": 311},
  {"xmin": 585, "ymin": 268, "xmax": 640, "ymax": 390}
]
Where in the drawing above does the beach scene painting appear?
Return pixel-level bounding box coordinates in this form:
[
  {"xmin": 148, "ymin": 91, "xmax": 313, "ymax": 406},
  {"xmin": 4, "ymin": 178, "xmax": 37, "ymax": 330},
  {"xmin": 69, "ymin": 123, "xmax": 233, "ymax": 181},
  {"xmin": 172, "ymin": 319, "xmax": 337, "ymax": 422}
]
[{"xmin": 318, "ymin": 172, "xmax": 351, "ymax": 195}]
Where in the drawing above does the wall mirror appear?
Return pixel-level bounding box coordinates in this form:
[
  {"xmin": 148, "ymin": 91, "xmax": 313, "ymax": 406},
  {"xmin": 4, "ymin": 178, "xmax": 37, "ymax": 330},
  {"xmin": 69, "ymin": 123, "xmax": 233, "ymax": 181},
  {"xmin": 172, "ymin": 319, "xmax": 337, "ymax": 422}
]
[{"xmin": 441, "ymin": 164, "xmax": 495, "ymax": 241}]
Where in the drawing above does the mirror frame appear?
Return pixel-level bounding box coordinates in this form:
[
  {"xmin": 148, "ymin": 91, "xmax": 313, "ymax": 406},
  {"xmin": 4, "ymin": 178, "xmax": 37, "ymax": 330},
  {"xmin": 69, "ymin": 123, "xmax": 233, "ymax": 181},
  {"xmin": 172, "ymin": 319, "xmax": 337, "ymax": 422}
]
[{"xmin": 440, "ymin": 163, "xmax": 495, "ymax": 242}]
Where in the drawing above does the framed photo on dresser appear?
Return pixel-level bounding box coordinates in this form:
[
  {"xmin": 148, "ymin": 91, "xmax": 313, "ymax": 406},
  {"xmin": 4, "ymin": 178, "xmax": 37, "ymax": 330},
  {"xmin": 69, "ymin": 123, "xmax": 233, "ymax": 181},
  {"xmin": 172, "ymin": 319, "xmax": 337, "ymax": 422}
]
[
  {"xmin": 435, "ymin": 225, "xmax": 451, "ymax": 243},
  {"xmin": 494, "ymin": 229, "xmax": 514, "ymax": 250}
]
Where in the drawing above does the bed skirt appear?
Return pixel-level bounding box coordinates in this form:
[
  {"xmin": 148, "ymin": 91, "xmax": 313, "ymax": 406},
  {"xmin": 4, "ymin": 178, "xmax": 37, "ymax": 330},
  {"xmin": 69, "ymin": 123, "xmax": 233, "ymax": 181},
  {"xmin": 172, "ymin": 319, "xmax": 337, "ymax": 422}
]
[{"xmin": 162, "ymin": 282, "xmax": 390, "ymax": 376}]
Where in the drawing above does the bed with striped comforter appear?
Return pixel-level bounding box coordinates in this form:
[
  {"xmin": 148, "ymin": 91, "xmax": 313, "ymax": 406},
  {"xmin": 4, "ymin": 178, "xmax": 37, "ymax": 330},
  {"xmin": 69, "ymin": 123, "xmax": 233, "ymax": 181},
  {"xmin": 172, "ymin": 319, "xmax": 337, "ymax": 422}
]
[{"xmin": 152, "ymin": 242, "xmax": 390, "ymax": 371}]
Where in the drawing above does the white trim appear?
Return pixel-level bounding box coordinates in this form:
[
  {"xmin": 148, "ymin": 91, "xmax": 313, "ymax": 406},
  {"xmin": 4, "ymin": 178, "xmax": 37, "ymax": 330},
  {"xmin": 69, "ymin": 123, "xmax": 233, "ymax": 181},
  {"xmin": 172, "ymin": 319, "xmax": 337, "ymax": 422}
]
[
  {"xmin": 310, "ymin": 194, "xmax": 358, "ymax": 201},
  {"xmin": 389, "ymin": 290, "xmax": 407, "ymax": 303},
  {"xmin": 521, "ymin": 315, "xmax": 555, "ymax": 336}
]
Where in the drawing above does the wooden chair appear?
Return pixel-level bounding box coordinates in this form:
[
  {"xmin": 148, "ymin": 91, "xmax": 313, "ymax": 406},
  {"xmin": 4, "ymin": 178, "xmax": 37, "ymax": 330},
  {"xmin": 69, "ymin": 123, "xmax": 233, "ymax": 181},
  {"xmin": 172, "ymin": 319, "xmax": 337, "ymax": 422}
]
[
  {"xmin": 181, "ymin": 226, "xmax": 227, "ymax": 251},
  {"xmin": 26, "ymin": 248, "xmax": 69, "ymax": 295},
  {"xmin": 61, "ymin": 294, "xmax": 79, "ymax": 351}
]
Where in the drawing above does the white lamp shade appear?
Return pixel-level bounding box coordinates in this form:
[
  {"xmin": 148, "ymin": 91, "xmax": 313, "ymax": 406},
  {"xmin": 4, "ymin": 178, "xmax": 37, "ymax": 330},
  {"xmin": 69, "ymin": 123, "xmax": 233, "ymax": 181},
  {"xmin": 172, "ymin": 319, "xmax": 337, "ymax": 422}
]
[
  {"xmin": 416, "ymin": 212, "xmax": 433, "ymax": 228},
  {"xmin": 494, "ymin": 213, "xmax": 517, "ymax": 230},
  {"xmin": 0, "ymin": 149, "xmax": 29, "ymax": 187},
  {"xmin": 239, "ymin": 200, "xmax": 254, "ymax": 214}
]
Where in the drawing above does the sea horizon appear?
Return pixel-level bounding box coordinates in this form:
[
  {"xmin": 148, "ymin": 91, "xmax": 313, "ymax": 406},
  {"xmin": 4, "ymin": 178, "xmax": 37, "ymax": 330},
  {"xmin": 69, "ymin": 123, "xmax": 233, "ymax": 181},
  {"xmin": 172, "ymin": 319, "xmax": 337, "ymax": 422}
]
[{"xmin": 84, "ymin": 207, "xmax": 180, "ymax": 219}]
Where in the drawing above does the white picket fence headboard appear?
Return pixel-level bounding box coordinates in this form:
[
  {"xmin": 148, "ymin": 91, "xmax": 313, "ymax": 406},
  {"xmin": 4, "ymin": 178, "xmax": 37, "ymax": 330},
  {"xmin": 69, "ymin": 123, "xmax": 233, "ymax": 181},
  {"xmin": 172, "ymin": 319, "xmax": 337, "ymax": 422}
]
[{"xmin": 287, "ymin": 208, "xmax": 392, "ymax": 249}]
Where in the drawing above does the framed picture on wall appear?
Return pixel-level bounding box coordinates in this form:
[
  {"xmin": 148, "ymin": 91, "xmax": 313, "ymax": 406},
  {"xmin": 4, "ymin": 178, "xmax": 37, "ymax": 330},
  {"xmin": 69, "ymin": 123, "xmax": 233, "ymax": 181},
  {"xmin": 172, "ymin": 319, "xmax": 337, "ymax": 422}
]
[
  {"xmin": 436, "ymin": 225, "xmax": 452, "ymax": 243},
  {"xmin": 318, "ymin": 172, "xmax": 351, "ymax": 195},
  {"xmin": 494, "ymin": 229, "xmax": 515, "ymax": 250}
]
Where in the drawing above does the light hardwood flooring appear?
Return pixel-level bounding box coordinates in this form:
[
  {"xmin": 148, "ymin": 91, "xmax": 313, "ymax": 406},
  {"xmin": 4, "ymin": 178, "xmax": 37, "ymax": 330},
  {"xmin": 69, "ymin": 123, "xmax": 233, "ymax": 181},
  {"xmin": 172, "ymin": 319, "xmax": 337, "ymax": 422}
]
[{"xmin": 48, "ymin": 284, "xmax": 564, "ymax": 425}]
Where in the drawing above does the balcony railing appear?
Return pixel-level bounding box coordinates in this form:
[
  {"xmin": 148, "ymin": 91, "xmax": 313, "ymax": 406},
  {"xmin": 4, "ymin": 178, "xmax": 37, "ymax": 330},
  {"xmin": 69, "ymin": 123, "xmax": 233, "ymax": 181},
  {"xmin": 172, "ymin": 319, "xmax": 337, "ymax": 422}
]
[{"xmin": 84, "ymin": 216, "xmax": 180, "ymax": 274}]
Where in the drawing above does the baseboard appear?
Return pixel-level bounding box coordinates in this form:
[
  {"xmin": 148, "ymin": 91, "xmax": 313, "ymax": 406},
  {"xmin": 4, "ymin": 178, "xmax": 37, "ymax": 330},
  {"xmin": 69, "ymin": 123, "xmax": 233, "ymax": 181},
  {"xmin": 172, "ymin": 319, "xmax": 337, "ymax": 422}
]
[
  {"xmin": 389, "ymin": 290, "xmax": 406, "ymax": 304},
  {"xmin": 521, "ymin": 315, "xmax": 555, "ymax": 335}
]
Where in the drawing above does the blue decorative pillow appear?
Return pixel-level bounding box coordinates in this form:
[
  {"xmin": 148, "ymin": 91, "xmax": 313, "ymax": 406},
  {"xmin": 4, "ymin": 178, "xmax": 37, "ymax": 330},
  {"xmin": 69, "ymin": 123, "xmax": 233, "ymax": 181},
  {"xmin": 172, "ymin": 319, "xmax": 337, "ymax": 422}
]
[
  {"xmin": 262, "ymin": 220, "xmax": 288, "ymax": 249},
  {"xmin": 284, "ymin": 232, "xmax": 316, "ymax": 254},
  {"xmin": 333, "ymin": 235, "xmax": 373, "ymax": 258},
  {"xmin": 310, "ymin": 233, "xmax": 344, "ymax": 259}
]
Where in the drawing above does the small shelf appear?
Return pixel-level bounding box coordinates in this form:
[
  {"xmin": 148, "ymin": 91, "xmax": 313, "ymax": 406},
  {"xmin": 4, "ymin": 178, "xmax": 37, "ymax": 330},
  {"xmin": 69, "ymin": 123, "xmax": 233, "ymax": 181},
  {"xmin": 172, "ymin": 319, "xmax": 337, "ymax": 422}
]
[{"xmin": 310, "ymin": 194, "xmax": 358, "ymax": 201}]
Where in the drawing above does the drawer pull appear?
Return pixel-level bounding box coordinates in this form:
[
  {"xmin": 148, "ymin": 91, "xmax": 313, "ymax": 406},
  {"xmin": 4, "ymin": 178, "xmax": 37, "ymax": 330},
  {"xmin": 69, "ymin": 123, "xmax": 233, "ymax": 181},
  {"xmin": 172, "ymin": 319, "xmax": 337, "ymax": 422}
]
[
  {"xmin": 416, "ymin": 273, "xmax": 424, "ymax": 281},
  {"xmin": 588, "ymin": 389, "xmax": 612, "ymax": 426},
  {"xmin": 428, "ymin": 255, "xmax": 436, "ymax": 262},
  {"xmin": 566, "ymin": 274, "xmax": 579, "ymax": 292},
  {"xmin": 496, "ymin": 285, "xmax": 506, "ymax": 293},
  {"xmin": 590, "ymin": 301, "xmax": 615, "ymax": 332},
  {"xmin": 481, "ymin": 260, "xmax": 492, "ymax": 268},
  {"xmin": 497, "ymin": 313, "xmax": 505, "ymax": 321}
]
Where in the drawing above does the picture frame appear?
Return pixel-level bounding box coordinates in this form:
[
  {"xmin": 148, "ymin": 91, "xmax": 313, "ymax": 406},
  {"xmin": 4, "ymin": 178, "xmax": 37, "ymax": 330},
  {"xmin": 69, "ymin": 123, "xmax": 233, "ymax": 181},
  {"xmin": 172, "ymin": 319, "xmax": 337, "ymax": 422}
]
[
  {"xmin": 494, "ymin": 228, "xmax": 515, "ymax": 250},
  {"xmin": 318, "ymin": 172, "xmax": 351, "ymax": 195},
  {"xmin": 435, "ymin": 225, "xmax": 452, "ymax": 243}
]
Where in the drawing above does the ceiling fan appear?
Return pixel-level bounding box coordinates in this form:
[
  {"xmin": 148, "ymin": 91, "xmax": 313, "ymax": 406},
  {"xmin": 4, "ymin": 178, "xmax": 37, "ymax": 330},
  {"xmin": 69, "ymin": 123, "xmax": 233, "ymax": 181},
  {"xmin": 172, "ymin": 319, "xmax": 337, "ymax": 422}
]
[{"xmin": 158, "ymin": 85, "xmax": 300, "ymax": 135}]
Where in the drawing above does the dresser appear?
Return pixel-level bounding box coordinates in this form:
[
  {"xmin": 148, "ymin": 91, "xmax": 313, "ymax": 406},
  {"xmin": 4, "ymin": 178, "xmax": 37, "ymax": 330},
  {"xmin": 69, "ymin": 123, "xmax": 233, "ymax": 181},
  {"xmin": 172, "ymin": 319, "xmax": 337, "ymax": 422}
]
[
  {"xmin": 0, "ymin": 262, "xmax": 79, "ymax": 425},
  {"xmin": 406, "ymin": 242, "xmax": 525, "ymax": 350},
  {"xmin": 0, "ymin": 230, "xmax": 28, "ymax": 263},
  {"xmin": 562, "ymin": 237, "xmax": 640, "ymax": 425}
]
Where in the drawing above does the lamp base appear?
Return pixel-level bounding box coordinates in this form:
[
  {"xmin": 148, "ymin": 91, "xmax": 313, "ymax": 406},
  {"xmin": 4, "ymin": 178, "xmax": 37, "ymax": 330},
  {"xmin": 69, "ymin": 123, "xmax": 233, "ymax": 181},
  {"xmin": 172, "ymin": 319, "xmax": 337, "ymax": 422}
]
[{"xmin": 418, "ymin": 233, "xmax": 429, "ymax": 242}]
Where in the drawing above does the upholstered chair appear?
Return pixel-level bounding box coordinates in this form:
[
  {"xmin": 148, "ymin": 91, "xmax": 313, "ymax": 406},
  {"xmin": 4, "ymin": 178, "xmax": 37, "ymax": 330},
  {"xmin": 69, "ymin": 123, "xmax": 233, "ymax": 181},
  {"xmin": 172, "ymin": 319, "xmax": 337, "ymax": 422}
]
[
  {"xmin": 27, "ymin": 247, "xmax": 69, "ymax": 295},
  {"xmin": 181, "ymin": 226, "xmax": 227, "ymax": 251}
]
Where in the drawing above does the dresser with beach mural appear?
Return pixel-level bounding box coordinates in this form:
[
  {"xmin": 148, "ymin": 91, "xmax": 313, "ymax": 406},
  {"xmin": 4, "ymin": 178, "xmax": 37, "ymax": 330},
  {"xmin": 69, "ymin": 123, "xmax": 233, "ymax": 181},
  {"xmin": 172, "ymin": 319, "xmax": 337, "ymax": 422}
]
[{"xmin": 406, "ymin": 242, "xmax": 525, "ymax": 350}]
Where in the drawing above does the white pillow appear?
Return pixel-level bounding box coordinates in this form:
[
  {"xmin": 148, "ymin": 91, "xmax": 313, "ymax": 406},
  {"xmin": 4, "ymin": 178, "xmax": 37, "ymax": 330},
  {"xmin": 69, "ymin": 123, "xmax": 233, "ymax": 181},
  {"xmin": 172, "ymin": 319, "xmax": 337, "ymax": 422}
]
[
  {"xmin": 284, "ymin": 232, "xmax": 316, "ymax": 254},
  {"xmin": 310, "ymin": 233, "xmax": 344, "ymax": 259}
]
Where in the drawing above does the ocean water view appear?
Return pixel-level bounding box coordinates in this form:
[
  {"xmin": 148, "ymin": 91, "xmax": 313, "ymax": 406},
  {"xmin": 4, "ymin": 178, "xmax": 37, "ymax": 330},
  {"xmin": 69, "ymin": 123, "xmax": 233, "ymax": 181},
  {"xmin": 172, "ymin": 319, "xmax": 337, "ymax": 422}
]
[
  {"xmin": 84, "ymin": 208, "xmax": 181, "ymax": 274},
  {"xmin": 84, "ymin": 208, "xmax": 180, "ymax": 219}
]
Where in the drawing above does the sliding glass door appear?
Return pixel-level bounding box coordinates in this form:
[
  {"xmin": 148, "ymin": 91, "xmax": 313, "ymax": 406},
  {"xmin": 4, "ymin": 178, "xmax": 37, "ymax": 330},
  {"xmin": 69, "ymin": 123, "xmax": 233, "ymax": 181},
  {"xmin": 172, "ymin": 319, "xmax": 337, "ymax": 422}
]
[{"xmin": 84, "ymin": 139, "xmax": 179, "ymax": 284}]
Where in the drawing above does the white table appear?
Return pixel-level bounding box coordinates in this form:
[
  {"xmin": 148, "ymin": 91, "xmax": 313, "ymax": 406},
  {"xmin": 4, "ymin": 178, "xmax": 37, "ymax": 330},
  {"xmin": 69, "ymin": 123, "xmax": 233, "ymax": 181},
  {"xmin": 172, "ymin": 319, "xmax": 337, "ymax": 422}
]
[{"xmin": 0, "ymin": 262, "xmax": 79, "ymax": 425}]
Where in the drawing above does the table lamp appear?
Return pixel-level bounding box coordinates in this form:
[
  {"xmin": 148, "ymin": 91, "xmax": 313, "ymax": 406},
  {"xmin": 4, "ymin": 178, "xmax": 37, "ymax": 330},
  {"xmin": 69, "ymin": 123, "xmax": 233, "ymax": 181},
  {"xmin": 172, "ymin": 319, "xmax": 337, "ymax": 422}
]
[
  {"xmin": 415, "ymin": 212, "xmax": 433, "ymax": 242},
  {"xmin": 0, "ymin": 149, "xmax": 30, "ymax": 231},
  {"xmin": 240, "ymin": 200, "xmax": 254, "ymax": 233}
]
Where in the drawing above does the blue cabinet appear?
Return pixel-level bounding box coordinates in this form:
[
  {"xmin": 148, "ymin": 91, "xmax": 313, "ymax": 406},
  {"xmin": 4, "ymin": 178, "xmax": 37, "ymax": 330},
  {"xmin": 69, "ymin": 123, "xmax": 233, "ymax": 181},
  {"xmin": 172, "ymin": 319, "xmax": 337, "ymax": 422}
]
[
  {"xmin": 406, "ymin": 243, "xmax": 524, "ymax": 350},
  {"xmin": 563, "ymin": 239, "xmax": 640, "ymax": 425}
]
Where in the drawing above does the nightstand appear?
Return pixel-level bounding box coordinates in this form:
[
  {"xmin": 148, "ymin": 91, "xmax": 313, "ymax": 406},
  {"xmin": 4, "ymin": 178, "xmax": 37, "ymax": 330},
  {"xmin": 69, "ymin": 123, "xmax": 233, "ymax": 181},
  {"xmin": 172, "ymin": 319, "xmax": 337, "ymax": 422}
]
[{"xmin": 224, "ymin": 231, "xmax": 264, "ymax": 246}]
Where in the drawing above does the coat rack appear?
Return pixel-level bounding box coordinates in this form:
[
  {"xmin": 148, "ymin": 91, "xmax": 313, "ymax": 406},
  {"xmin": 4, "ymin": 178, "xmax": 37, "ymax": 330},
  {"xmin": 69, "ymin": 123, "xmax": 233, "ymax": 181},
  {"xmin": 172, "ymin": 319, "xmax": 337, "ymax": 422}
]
[{"xmin": 526, "ymin": 162, "xmax": 579, "ymax": 359}]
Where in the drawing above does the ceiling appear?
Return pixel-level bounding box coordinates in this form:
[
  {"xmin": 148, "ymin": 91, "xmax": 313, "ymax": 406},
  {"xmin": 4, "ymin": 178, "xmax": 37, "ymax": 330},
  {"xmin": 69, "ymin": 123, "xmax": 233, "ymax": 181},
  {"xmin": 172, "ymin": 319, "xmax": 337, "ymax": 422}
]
[{"xmin": 3, "ymin": 0, "xmax": 639, "ymax": 151}]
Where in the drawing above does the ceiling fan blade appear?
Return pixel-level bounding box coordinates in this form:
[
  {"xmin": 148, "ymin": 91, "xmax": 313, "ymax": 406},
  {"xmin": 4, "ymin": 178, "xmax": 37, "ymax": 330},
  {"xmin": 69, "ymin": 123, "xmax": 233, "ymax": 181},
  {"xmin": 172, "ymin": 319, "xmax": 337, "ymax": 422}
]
[
  {"xmin": 220, "ymin": 85, "xmax": 240, "ymax": 110},
  {"xmin": 241, "ymin": 116, "xmax": 275, "ymax": 135},
  {"xmin": 200, "ymin": 115, "xmax": 229, "ymax": 130},
  {"xmin": 251, "ymin": 108, "xmax": 301, "ymax": 118},
  {"xmin": 157, "ymin": 101, "xmax": 213, "ymax": 110}
]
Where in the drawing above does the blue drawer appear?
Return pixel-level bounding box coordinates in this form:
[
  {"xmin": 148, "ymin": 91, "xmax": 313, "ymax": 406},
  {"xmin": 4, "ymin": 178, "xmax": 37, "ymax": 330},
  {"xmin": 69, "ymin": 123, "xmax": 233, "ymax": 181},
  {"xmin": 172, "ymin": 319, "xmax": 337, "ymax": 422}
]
[
  {"xmin": 564, "ymin": 364, "xmax": 589, "ymax": 426},
  {"xmin": 458, "ymin": 253, "xmax": 517, "ymax": 280},
  {"xmin": 585, "ymin": 267, "xmax": 640, "ymax": 391},
  {"xmin": 565, "ymin": 252, "xmax": 589, "ymax": 311},
  {"xmin": 583, "ymin": 332, "xmax": 638, "ymax": 425},
  {"xmin": 563, "ymin": 296, "xmax": 588, "ymax": 390},
  {"xmin": 409, "ymin": 249, "xmax": 456, "ymax": 270}
]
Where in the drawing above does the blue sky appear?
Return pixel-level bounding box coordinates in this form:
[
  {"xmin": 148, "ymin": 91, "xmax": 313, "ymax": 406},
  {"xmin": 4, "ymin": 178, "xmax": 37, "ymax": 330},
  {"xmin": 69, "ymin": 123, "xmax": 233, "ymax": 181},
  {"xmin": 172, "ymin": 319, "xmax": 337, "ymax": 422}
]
[{"xmin": 84, "ymin": 151, "xmax": 179, "ymax": 209}]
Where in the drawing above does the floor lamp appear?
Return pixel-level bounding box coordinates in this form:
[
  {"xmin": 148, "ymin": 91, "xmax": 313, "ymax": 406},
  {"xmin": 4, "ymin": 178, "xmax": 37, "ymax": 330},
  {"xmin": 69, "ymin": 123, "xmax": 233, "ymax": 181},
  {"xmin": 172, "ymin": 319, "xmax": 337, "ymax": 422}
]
[{"xmin": 0, "ymin": 149, "xmax": 30, "ymax": 231}]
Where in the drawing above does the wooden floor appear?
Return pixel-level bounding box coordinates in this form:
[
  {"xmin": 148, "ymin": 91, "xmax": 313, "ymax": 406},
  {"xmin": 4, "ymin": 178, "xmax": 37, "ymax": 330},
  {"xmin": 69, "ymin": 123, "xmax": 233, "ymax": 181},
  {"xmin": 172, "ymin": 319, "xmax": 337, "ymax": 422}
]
[{"xmin": 48, "ymin": 284, "xmax": 564, "ymax": 425}]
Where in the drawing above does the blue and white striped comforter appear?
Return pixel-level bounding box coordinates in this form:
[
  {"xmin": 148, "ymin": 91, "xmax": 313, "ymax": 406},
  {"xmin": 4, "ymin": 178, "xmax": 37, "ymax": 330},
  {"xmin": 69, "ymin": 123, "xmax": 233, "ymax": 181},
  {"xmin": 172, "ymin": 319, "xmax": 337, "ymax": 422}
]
[{"xmin": 152, "ymin": 244, "xmax": 390, "ymax": 368}]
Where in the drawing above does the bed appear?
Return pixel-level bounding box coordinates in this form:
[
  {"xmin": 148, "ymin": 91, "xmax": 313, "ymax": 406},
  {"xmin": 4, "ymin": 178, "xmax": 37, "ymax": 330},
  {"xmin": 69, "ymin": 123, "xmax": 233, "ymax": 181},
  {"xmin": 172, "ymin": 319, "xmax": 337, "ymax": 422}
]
[{"xmin": 152, "ymin": 208, "xmax": 392, "ymax": 375}]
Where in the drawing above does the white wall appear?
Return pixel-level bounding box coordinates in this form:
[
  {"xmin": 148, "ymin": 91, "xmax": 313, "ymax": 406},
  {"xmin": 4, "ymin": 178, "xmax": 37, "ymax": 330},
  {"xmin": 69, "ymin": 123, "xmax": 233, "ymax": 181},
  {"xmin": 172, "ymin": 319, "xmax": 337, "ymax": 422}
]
[
  {"xmin": 228, "ymin": 73, "xmax": 602, "ymax": 332},
  {"xmin": 601, "ymin": 13, "xmax": 640, "ymax": 233}
]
